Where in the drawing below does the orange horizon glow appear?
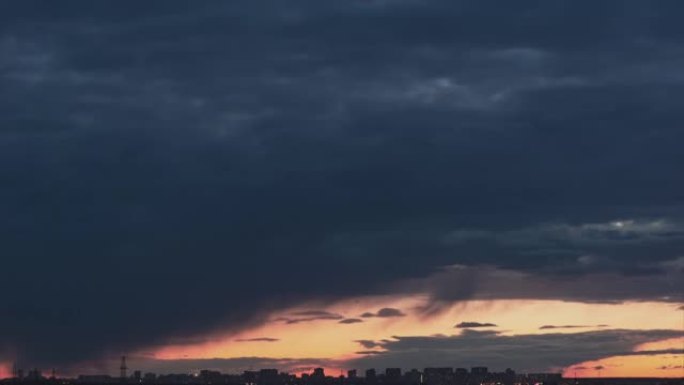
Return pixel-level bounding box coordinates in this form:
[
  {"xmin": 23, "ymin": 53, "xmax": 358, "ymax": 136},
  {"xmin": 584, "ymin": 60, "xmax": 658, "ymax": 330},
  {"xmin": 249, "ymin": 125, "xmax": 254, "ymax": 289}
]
[
  {"xmin": 634, "ymin": 337, "xmax": 684, "ymax": 352},
  {"xmin": 145, "ymin": 297, "xmax": 683, "ymax": 378},
  {"xmin": 563, "ymin": 337, "xmax": 684, "ymax": 378},
  {"xmin": 2, "ymin": 300, "xmax": 679, "ymax": 379},
  {"xmin": 564, "ymin": 353, "xmax": 684, "ymax": 378}
]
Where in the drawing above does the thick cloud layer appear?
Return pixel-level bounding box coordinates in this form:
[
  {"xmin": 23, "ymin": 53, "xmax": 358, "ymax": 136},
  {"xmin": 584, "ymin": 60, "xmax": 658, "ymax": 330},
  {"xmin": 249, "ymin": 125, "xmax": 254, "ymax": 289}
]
[
  {"xmin": 2, "ymin": 0, "xmax": 684, "ymax": 369},
  {"xmin": 348, "ymin": 329, "xmax": 684, "ymax": 372}
]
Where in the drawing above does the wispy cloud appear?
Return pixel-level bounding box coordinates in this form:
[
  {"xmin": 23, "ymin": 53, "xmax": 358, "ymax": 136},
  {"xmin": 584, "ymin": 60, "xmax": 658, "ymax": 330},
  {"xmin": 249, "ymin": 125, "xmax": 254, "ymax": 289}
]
[
  {"xmin": 275, "ymin": 311, "xmax": 344, "ymax": 324},
  {"xmin": 539, "ymin": 324, "xmax": 609, "ymax": 330},
  {"xmin": 234, "ymin": 337, "xmax": 280, "ymax": 342}
]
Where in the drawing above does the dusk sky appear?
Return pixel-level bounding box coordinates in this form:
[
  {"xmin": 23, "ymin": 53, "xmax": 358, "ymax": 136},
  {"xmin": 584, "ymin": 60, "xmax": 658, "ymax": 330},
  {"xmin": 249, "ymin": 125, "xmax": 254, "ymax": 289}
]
[{"xmin": 1, "ymin": 0, "xmax": 683, "ymax": 379}]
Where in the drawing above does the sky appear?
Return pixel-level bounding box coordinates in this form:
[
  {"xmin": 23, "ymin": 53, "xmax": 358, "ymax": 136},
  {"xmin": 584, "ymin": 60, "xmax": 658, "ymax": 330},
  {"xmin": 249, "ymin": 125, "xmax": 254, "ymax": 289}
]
[{"xmin": 1, "ymin": 0, "xmax": 683, "ymax": 379}]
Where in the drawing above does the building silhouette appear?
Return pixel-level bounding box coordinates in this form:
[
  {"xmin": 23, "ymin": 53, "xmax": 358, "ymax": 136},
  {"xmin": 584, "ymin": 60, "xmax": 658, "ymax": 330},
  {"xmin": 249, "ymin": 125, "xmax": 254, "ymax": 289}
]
[{"xmin": 2, "ymin": 362, "xmax": 679, "ymax": 385}]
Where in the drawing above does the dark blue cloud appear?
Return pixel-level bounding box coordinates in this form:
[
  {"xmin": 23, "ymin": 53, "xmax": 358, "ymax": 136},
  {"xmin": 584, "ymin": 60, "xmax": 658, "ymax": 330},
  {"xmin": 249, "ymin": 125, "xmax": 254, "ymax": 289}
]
[{"xmin": 1, "ymin": 0, "xmax": 683, "ymax": 370}]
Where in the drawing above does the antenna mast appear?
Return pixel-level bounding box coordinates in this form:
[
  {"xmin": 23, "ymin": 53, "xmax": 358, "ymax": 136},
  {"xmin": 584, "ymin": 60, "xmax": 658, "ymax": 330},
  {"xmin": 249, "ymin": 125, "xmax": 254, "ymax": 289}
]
[{"xmin": 120, "ymin": 356, "xmax": 128, "ymax": 381}]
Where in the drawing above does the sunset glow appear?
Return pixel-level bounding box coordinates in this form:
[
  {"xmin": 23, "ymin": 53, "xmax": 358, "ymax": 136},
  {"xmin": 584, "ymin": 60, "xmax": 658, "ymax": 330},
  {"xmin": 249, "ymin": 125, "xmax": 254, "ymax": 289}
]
[
  {"xmin": 148, "ymin": 297, "xmax": 683, "ymax": 377},
  {"xmin": 565, "ymin": 354, "xmax": 684, "ymax": 378},
  {"xmin": 0, "ymin": 363, "xmax": 10, "ymax": 380}
]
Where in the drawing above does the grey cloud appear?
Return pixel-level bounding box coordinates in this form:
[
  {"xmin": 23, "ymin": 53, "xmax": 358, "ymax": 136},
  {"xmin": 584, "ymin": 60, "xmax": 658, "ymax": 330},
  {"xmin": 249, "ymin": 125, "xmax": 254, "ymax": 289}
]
[
  {"xmin": 290, "ymin": 311, "xmax": 342, "ymax": 318},
  {"xmin": 349, "ymin": 329, "xmax": 684, "ymax": 373},
  {"xmin": 442, "ymin": 220, "xmax": 684, "ymax": 276},
  {"xmin": 446, "ymin": 219, "xmax": 684, "ymax": 245},
  {"xmin": 614, "ymin": 349, "xmax": 684, "ymax": 357},
  {"xmin": 539, "ymin": 325, "xmax": 608, "ymax": 330},
  {"xmin": 355, "ymin": 351, "xmax": 386, "ymax": 356},
  {"xmin": 276, "ymin": 311, "xmax": 344, "ymax": 324},
  {"xmin": 455, "ymin": 322, "xmax": 497, "ymax": 329},
  {"xmin": 339, "ymin": 318, "xmax": 363, "ymax": 324},
  {"xmin": 355, "ymin": 340, "xmax": 383, "ymax": 349},
  {"xmin": 234, "ymin": 338, "xmax": 280, "ymax": 343},
  {"xmin": 360, "ymin": 308, "xmax": 406, "ymax": 318},
  {"xmin": 403, "ymin": 265, "xmax": 684, "ymax": 308}
]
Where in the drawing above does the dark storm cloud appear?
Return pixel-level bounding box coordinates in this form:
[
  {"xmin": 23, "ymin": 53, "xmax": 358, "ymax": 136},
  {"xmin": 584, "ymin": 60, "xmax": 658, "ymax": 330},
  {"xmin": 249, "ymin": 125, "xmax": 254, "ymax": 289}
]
[
  {"xmin": 349, "ymin": 329, "xmax": 684, "ymax": 373},
  {"xmin": 2, "ymin": 0, "xmax": 684, "ymax": 371},
  {"xmin": 455, "ymin": 322, "xmax": 497, "ymax": 329},
  {"xmin": 401, "ymin": 264, "xmax": 684, "ymax": 311}
]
